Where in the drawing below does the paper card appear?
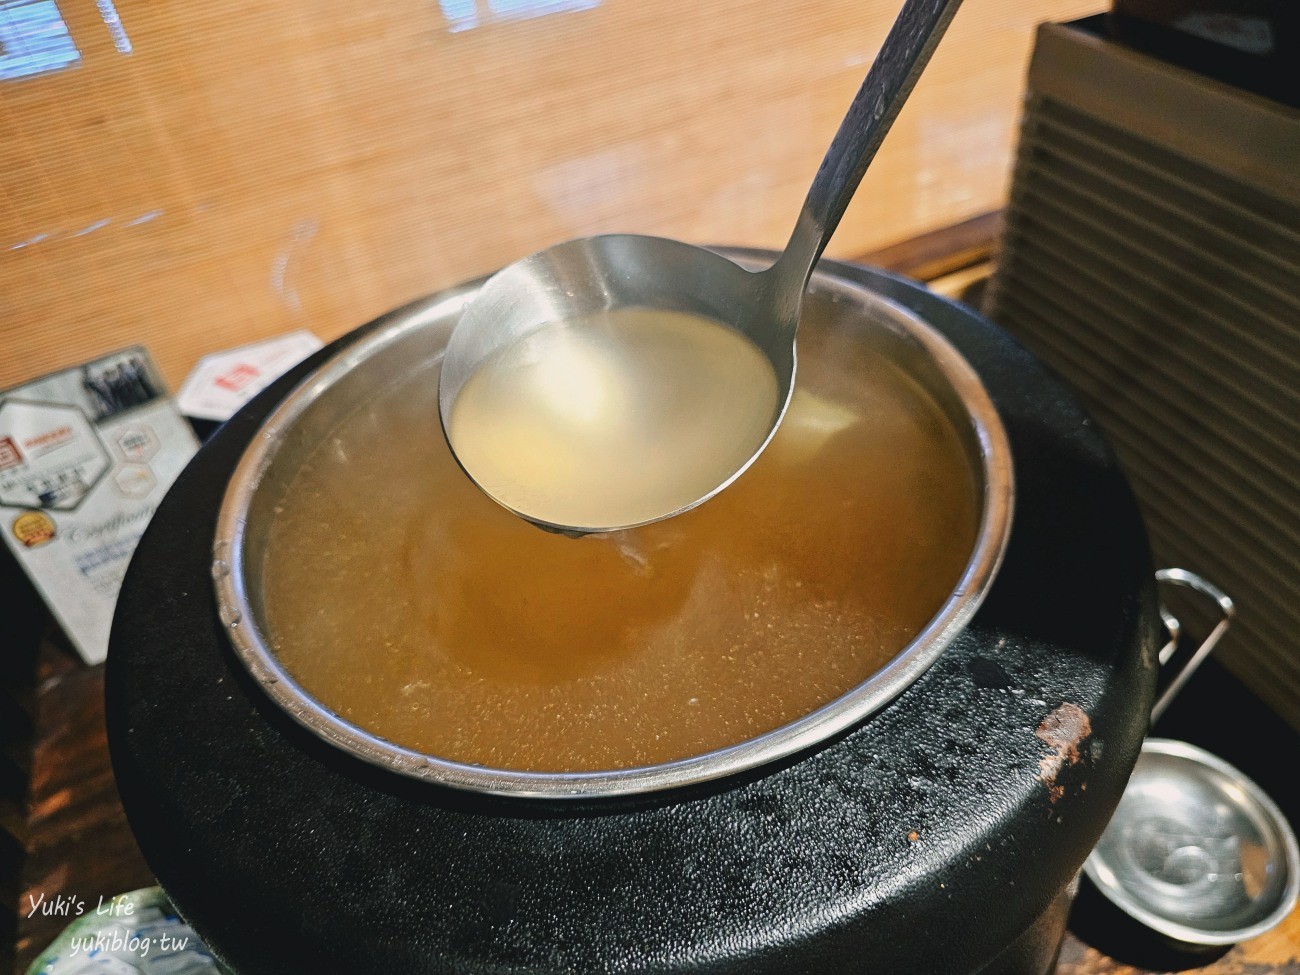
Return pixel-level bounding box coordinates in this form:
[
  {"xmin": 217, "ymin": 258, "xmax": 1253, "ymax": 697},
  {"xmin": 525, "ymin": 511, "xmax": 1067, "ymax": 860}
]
[
  {"xmin": 177, "ymin": 330, "xmax": 322, "ymax": 422},
  {"xmin": 0, "ymin": 347, "xmax": 198, "ymax": 664}
]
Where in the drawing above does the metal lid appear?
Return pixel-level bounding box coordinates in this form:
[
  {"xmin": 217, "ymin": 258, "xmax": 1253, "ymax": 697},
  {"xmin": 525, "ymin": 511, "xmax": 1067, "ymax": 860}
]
[{"xmin": 1085, "ymin": 738, "xmax": 1300, "ymax": 946}]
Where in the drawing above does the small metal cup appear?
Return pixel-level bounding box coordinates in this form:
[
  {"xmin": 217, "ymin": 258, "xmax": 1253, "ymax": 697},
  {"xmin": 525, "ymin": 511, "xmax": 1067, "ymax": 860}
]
[{"xmin": 1084, "ymin": 738, "xmax": 1299, "ymax": 950}]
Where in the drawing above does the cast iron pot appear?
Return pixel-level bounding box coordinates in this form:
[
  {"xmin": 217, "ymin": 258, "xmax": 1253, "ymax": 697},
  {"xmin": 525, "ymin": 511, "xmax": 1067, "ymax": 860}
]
[{"xmin": 106, "ymin": 253, "xmax": 1160, "ymax": 975}]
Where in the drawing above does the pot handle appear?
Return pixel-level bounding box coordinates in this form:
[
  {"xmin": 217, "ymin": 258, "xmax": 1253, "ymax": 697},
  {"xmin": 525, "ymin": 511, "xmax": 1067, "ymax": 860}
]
[{"xmin": 1151, "ymin": 568, "xmax": 1235, "ymax": 723}]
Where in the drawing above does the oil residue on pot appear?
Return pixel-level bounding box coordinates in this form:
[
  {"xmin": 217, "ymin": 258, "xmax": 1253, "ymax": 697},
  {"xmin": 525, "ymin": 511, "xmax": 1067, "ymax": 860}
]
[{"xmin": 261, "ymin": 318, "xmax": 978, "ymax": 772}]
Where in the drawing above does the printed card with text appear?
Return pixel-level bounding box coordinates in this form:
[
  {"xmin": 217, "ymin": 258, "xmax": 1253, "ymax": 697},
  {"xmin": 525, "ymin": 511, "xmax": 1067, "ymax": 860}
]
[{"xmin": 0, "ymin": 347, "xmax": 198, "ymax": 663}]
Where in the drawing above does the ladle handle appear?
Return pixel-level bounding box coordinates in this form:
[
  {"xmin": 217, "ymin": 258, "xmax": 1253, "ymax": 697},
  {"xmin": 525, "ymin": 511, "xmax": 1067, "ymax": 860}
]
[{"xmin": 771, "ymin": 0, "xmax": 966, "ymax": 305}]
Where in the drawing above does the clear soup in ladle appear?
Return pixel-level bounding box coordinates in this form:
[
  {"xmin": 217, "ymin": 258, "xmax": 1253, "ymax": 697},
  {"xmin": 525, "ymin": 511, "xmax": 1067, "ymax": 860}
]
[{"xmin": 447, "ymin": 308, "xmax": 779, "ymax": 532}]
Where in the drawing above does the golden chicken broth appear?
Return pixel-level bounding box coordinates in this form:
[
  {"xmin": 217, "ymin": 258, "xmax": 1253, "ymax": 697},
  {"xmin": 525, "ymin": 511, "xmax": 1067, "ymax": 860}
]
[
  {"xmin": 448, "ymin": 308, "xmax": 779, "ymax": 530},
  {"xmin": 262, "ymin": 320, "xmax": 980, "ymax": 772}
]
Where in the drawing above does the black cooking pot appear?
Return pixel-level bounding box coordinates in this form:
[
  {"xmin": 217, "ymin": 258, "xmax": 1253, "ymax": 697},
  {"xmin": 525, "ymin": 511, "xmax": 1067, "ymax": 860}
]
[{"xmin": 106, "ymin": 254, "xmax": 1160, "ymax": 974}]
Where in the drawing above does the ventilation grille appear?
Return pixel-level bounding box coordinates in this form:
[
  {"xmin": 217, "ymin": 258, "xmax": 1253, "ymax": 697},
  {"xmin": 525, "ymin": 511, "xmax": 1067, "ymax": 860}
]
[{"xmin": 987, "ymin": 23, "xmax": 1300, "ymax": 728}]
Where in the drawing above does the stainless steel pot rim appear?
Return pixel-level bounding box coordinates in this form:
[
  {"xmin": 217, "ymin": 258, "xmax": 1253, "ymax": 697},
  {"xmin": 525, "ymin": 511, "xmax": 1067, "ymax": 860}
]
[
  {"xmin": 1083, "ymin": 738, "xmax": 1300, "ymax": 946},
  {"xmin": 212, "ymin": 253, "xmax": 1015, "ymax": 799}
]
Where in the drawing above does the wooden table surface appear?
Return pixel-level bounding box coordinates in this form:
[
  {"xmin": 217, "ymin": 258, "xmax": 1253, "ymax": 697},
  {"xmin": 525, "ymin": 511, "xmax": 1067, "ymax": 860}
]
[
  {"xmin": 1, "ymin": 0, "xmax": 1100, "ymax": 396},
  {"xmin": 7, "ymin": 221, "xmax": 1299, "ymax": 974}
]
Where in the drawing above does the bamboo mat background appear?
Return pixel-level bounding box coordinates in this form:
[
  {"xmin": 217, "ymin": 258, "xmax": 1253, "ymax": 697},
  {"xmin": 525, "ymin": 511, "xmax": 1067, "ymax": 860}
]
[{"xmin": 1, "ymin": 0, "xmax": 1098, "ymax": 391}]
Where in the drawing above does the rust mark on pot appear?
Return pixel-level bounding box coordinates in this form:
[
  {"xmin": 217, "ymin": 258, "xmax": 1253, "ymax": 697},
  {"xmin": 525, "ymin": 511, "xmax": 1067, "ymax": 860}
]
[{"xmin": 1035, "ymin": 702, "xmax": 1091, "ymax": 804}]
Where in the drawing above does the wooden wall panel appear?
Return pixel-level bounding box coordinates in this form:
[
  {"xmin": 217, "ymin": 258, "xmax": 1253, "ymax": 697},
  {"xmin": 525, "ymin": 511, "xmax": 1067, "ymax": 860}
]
[{"xmin": 1, "ymin": 0, "xmax": 1100, "ymax": 390}]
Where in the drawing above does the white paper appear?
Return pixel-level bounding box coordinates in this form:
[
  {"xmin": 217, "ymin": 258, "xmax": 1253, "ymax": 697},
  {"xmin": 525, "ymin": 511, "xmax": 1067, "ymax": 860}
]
[{"xmin": 177, "ymin": 330, "xmax": 321, "ymax": 421}]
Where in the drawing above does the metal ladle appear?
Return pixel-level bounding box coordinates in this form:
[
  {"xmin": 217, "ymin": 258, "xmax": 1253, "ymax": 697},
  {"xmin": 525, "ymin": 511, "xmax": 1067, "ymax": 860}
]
[{"xmin": 440, "ymin": 0, "xmax": 965, "ymax": 533}]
